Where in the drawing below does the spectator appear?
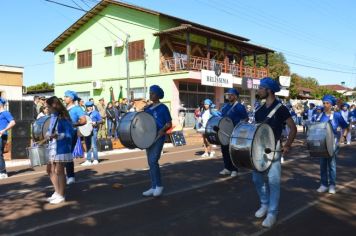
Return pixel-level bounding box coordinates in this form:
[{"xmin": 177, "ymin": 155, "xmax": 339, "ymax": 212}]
[
  {"xmin": 77, "ymin": 98, "xmax": 85, "ymax": 111},
  {"xmin": 37, "ymin": 106, "xmax": 50, "ymax": 119},
  {"xmin": 106, "ymin": 102, "xmax": 116, "ymax": 138},
  {"xmin": 89, "ymin": 98, "xmax": 98, "ymax": 111},
  {"xmin": 96, "ymin": 98, "xmax": 107, "ymax": 139},
  {"xmin": 33, "ymin": 95, "xmax": 40, "ymax": 119}
]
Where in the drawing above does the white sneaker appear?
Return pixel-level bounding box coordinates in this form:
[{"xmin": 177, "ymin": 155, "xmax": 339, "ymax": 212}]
[
  {"xmin": 153, "ymin": 186, "xmax": 164, "ymax": 197},
  {"xmin": 255, "ymin": 205, "xmax": 268, "ymax": 218},
  {"xmin": 262, "ymin": 214, "xmax": 277, "ymax": 228},
  {"xmin": 281, "ymin": 156, "xmax": 284, "ymax": 163},
  {"xmin": 92, "ymin": 160, "xmax": 99, "ymax": 165},
  {"xmin": 219, "ymin": 169, "xmax": 231, "ymax": 175},
  {"xmin": 347, "ymin": 142, "xmax": 351, "ymax": 145},
  {"xmin": 66, "ymin": 177, "xmax": 75, "ymax": 185},
  {"xmin": 328, "ymin": 185, "xmax": 336, "ymax": 194},
  {"xmin": 317, "ymin": 185, "xmax": 328, "ymax": 193},
  {"xmin": 201, "ymin": 152, "xmax": 209, "ymax": 157},
  {"xmin": 209, "ymin": 152, "xmax": 215, "ymax": 158},
  {"xmin": 49, "ymin": 195, "xmax": 65, "ymax": 205},
  {"xmin": 142, "ymin": 188, "xmax": 154, "ymax": 197},
  {"xmin": 230, "ymin": 171, "xmax": 238, "ymax": 177},
  {"xmin": 47, "ymin": 192, "xmax": 59, "ymax": 202},
  {"xmin": 0, "ymin": 173, "xmax": 8, "ymax": 179},
  {"xmin": 81, "ymin": 160, "xmax": 92, "ymax": 166}
]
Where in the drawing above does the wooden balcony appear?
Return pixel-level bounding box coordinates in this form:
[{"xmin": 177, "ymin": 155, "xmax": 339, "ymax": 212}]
[{"xmin": 161, "ymin": 56, "xmax": 268, "ymax": 79}]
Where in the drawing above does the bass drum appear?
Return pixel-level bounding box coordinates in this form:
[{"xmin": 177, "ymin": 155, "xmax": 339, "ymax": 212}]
[
  {"xmin": 32, "ymin": 116, "xmax": 51, "ymax": 141},
  {"xmin": 229, "ymin": 122, "xmax": 276, "ymax": 172},
  {"xmin": 307, "ymin": 122, "xmax": 335, "ymax": 158},
  {"xmin": 118, "ymin": 112, "xmax": 157, "ymax": 149},
  {"xmin": 78, "ymin": 115, "xmax": 93, "ymax": 137},
  {"xmin": 205, "ymin": 117, "xmax": 234, "ymax": 145}
]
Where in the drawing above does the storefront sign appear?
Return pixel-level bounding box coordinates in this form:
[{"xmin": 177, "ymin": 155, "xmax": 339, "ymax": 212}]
[
  {"xmin": 242, "ymin": 77, "xmax": 259, "ymax": 90},
  {"xmin": 201, "ymin": 69, "xmax": 233, "ymax": 88}
]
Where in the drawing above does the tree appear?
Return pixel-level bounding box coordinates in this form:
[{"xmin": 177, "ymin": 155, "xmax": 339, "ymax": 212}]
[{"xmin": 27, "ymin": 82, "xmax": 54, "ymax": 92}]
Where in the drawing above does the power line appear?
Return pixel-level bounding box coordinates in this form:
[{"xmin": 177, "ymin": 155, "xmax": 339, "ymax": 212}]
[{"xmin": 287, "ymin": 61, "xmax": 356, "ymax": 75}]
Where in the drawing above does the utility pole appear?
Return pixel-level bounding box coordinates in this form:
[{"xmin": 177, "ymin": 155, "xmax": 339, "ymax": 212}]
[{"xmin": 143, "ymin": 48, "xmax": 147, "ymax": 100}]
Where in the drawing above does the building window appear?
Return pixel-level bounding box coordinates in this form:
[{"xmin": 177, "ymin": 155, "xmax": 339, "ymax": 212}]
[
  {"xmin": 128, "ymin": 40, "xmax": 144, "ymax": 61},
  {"xmin": 130, "ymin": 87, "xmax": 146, "ymax": 99},
  {"xmin": 59, "ymin": 54, "xmax": 65, "ymax": 64},
  {"xmin": 77, "ymin": 91, "xmax": 90, "ymax": 102},
  {"xmin": 77, "ymin": 50, "xmax": 92, "ymax": 69},
  {"xmin": 105, "ymin": 46, "xmax": 112, "ymax": 56}
]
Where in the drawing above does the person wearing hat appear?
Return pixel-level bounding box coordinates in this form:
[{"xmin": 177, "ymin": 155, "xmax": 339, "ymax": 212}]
[
  {"xmin": 252, "ymin": 77, "xmax": 297, "ymax": 227},
  {"xmin": 0, "ymin": 98, "xmax": 16, "ymax": 180},
  {"xmin": 64, "ymin": 90, "xmax": 87, "ymax": 185},
  {"xmin": 96, "ymin": 98, "xmax": 107, "ymax": 139},
  {"xmin": 340, "ymin": 103, "xmax": 351, "ymax": 144},
  {"xmin": 315, "ymin": 95, "xmax": 348, "ymax": 195},
  {"xmin": 81, "ymin": 101, "xmax": 103, "ymax": 166},
  {"xmin": 219, "ymin": 88, "xmax": 248, "ymax": 177},
  {"xmin": 198, "ymin": 98, "xmax": 219, "ymax": 158},
  {"xmin": 142, "ymin": 85, "xmax": 172, "ymax": 197},
  {"xmin": 304, "ymin": 102, "xmax": 316, "ymax": 133},
  {"xmin": 313, "ymin": 105, "xmax": 323, "ymax": 122}
]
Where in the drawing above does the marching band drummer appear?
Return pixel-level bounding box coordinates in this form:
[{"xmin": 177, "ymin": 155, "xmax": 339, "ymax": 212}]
[
  {"xmin": 252, "ymin": 77, "xmax": 297, "ymax": 227},
  {"xmin": 45, "ymin": 96, "xmax": 74, "ymax": 204},
  {"xmin": 63, "ymin": 90, "xmax": 87, "ymax": 185},
  {"xmin": 81, "ymin": 101, "xmax": 103, "ymax": 166},
  {"xmin": 316, "ymin": 95, "xmax": 348, "ymax": 194},
  {"xmin": 219, "ymin": 88, "xmax": 247, "ymax": 177},
  {"xmin": 340, "ymin": 103, "xmax": 351, "ymax": 145},
  {"xmin": 142, "ymin": 85, "xmax": 172, "ymax": 197}
]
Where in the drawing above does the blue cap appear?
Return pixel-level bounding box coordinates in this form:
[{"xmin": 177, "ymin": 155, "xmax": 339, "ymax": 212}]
[
  {"xmin": 204, "ymin": 99, "xmax": 213, "ymax": 106},
  {"xmin": 150, "ymin": 85, "xmax": 164, "ymax": 99},
  {"xmin": 309, "ymin": 103, "xmax": 315, "ymax": 107},
  {"xmin": 0, "ymin": 98, "xmax": 6, "ymax": 105},
  {"xmin": 322, "ymin": 95, "xmax": 336, "ymax": 106},
  {"xmin": 316, "ymin": 105, "xmax": 323, "ymax": 111},
  {"xmin": 342, "ymin": 103, "xmax": 350, "ymax": 109},
  {"xmin": 85, "ymin": 101, "xmax": 94, "ymax": 107},
  {"xmin": 259, "ymin": 77, "xmax": 281, "ymax": 92},
  {"xmin": 225, "ymin": 88, "xmax": 239, "ymax": 96},
  {"xmin": 64, "ymin": 90, "xmax": 79, "ymax": 101}
]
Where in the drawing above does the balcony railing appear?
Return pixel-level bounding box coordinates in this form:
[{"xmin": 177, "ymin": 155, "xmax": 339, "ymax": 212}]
[{"xmin": 161, "ymin": 56, "xmax": 268, "ymax": 79}]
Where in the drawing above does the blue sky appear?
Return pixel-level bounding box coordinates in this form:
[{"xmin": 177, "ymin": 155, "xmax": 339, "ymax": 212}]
[{"xmin": 1, "ymin": 0, "xmax": 356, "ymax": 87}]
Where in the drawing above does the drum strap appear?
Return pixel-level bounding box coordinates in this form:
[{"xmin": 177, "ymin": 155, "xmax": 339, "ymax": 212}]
[
  {"xmin": 266, "ymin": 103, "xmax": 282, "ymax": 120},
  {"xmin": 317, "ymin": 112, "xmax": 333, "ymax": 122},
  {"xmin": 149, "ymin": 103, "xmax": 161, "ymax": 110},
  {"xmin": 226, "ymin": 101, "xmax": 239, "ymax": 115}
]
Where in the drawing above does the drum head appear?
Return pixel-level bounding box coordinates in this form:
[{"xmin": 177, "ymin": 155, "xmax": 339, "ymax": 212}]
[
  {"xmin": 218, "ymin": 117, "xmax": 234, "ymax": 146},
  {"xmin": 33, "ymin": 116, "xmax": 50, "ymax": 141},
  {"xmin": 131, "ymin": 112, "xmax": 157, "ymax": 149},
  {"xmin": 251, "ymin": 123, "xmax": 275, "ymax": 172},
  {"xmin": 325, "ymin": 122, "xmax": 335, "ymax": 157},
  {"xmin": 78, "ymin": 115, "xmax": 93, "ymax": 137}
]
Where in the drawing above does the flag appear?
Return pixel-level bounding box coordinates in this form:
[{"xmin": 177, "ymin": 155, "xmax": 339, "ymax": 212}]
[
  {"xmin": 118, "ymin": 86, "xmax": 123, "ymax": 102},
  {"xmin": 110, "ymin": 87, "xmax": 115, "ymax": 103}
]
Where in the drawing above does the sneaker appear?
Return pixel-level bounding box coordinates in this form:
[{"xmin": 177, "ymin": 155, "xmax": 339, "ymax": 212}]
[
  {"xmin": 47, "ymin": 192, "xmax": 59, "ymax": 202},
  {"xmin": 281, "ymin": 156, "xmax": 284, "ymax": 163},
  {"xmin": 209, "ymin": 152, "xmax": 215, "ymax": 158},
  {"xmin": 262, "ymin": 214, "xmax": 277, "ymax": 228},
  {"xmin": 142, "ymin": 188, "xmax": 155, "ymax": 197},
  {"xmin": 230, "ymin": 171, "xmax": 238, "ymax": 177},
  {"xmin": 92, "ymin": 160, "xmax": 99, "ymax": 165},
  {"xmin": 201, "ymin": 152, "xmax": 209, "ymax": 157},
  {"xmin": 255, "ymin": 205, "xmax": 268, "ymax": 218},
  {"xmin": 317, "ymin": 185, "xmax": 328, "ymax": 193},
  {"xmin": 219, "ymin": 169, "xmax": 231, "ymax": 175},
  {"xmin": 153, "ymin": 186, "xmax": 164, "ymax": 197},
  {"xmin": 0, "ymin": 173, "xmax": 8, "ymax": 179},
  {"xmin": 66, "ymin": 177, "xmax": 75, "ymax": 185},
  {"xmin": 81, "ymin": 160, "xmax": 92, "ymax": 166},
  {"xmin": 49, "ymin": 195, "xmax": 65, "ymax": 205},
  {"xmin": 347, "ymin": 142, "xmax": 351, "ymax": 145},
  {"xmin": 328, "ymin": 185, "xmax": 336, "ymax": 194}
]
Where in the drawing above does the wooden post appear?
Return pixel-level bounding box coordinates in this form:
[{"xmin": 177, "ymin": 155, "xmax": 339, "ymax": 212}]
[
  {"xmin": 207, "ymin": 37, "xmax": 211, "ymax": 70},
  {"xmin": 239, "ymin": 50, "xmax": 244, "ymax": 77},
  {"xmin": 224, "ymin": 41, "xmax": 228, "ymax": 73},
  {"xmin": 253, "ymin": 52, "xmax": 257, "ymax": 78},
  {"xmin": 186, "ymin": 31, "xmax": 191, "ymax": 70},
  {"xmin": 265, "ymin": 53, "xmax": 269, "ymax": 76}
]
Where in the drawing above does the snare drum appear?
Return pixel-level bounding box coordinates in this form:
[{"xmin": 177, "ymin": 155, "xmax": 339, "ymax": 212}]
[
  {"xmin": 205, "ymin": 117, "xmax": 234, "ymax": 145},
  {"xmin": 27, "ymin": 145, "xmax": 49, "ymax": 167},
  {"xmin": 78, "ymin": 115, "xmax": 93, "ymax": 137},
  {"xmin": 118, "ymin": 112, "xmax": 157, "ymax": 149},
  {"xmin": 229, "ymin": 122, "xmax": 276, "ymax": 172},
  {"xmin": 307, "ymin": 122, "xmax": 335, "ymax": 158},
  {"xmin": 32, "ymin": 116, "xmax": 51, "ymax": 141}
]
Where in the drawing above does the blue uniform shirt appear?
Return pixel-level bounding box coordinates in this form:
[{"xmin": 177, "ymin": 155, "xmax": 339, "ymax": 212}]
[
  {"xmin": 68, "ymin": 105, "xmax": 85, "ymax": 128},
  {"xmin": 317, "ymin": 112, "xmax": 348, "ymax": 137},
  {"xmin": 221, "ymin": 102, "xmax": 248, "ymax": 126},
  {"xmin": 88, "ymin": 110, "xmax": 102, "ymax": 131},
  {"xmin": 0, "ymin": 111, "xmax": 14, "ymax": 135},
  {"xmin": 255, "ymin": 99, "xmax": 291, "ymax": 141},
  {"xmin": 144, "ymin": 103, "xmax": 172, "ymax": 131}
]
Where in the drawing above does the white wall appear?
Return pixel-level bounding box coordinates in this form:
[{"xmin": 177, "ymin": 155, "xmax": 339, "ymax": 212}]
[{"xmin": 0, "ymin": 85, "xmax": 23, "ymax": 100}]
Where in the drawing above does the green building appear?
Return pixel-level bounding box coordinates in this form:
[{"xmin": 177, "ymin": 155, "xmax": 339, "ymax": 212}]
[{"xmin": 44, "ymin": 0, "xmax": 273, "ymax": 126}]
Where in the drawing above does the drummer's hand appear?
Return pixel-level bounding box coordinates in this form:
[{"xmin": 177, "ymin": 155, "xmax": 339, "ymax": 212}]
[
  {"xmin": 282, "ymin": 145, "xmax": 290, "ymax": 156},
  {"xmin": 0, "ymin": 130, "xmax": 3, "ymax": 136},
  {"xmin": 50, "ymin": 134, "xmax": 58, "ymax": 139}
]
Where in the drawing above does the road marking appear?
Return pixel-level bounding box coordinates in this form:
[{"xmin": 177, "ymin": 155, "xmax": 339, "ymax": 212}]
[
  {"xmin": 250, "ymin": 179, "xmax": 356, "ymax": 236},
  {"xmin": 6, "ymin": 147, "xmax": 203, "ymax": 180}
]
